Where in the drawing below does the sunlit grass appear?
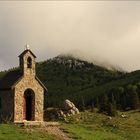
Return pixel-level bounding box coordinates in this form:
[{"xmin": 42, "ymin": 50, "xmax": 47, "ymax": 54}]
[
  {"xmin": 62, "ymin": 110, "xmax": 140, "ymax": 140},
  {"xmin": 0, "ymin": 124, "xmax": 57, "ymax": 140},
  {"xmin": 0, "ymin": 111, "xmax": 140, "ymax": 140}
]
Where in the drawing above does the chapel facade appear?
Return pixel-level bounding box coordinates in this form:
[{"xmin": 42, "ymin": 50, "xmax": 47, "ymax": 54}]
[{"xmin": 0, "ymin": 46, "xmax": 46, "ymax": 123}]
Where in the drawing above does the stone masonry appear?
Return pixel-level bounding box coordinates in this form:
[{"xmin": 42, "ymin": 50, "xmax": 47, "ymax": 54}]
[{"xmin": 0, "ymin": 47, "xmax": 47, "ymax": 123}]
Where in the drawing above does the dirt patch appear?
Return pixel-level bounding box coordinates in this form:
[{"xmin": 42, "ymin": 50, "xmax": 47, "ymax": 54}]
[
  {"xmin": 23, "ymin": 125, "xmax": 73, "ymax": 140},
  {"xmin": 44, "ymin": 126, "xmax": 73, "ymax": 140}
]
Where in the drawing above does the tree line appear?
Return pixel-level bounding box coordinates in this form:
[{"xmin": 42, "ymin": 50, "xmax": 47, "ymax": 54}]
[{"xmin": 92, "ymin": 83, "xmax": 140, "ymax": 116}]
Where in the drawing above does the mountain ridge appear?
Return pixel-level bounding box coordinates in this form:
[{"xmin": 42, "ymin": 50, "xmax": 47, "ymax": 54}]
[{"xmin": 0, "ymin": 55, "xmax": 140, "ymax": 110}]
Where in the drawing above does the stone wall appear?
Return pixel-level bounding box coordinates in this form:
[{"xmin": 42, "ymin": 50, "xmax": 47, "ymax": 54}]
[
  {"xmin": 0, "ymin": 90, "xmax": 14, "ymax": 122},
  {"xmin": 14, "ymin": 50, "xmax": 44, "ymax": 122},
  {"xmin": 14, "ymin": 76, "xmax": 44, "ymax": 122},
  {"xmin": 0, "ymin": 50, "xmax": 45, "ymax": 123}
]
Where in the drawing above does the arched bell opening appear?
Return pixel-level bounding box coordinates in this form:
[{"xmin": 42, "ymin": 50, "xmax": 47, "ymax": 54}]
[{"xmin": 27, "ymin": 57, "xmax": 32, "ymax": 68}]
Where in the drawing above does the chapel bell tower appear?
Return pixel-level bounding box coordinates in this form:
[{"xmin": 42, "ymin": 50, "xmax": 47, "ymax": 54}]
[{"xmin": 19, "ymin": 44, "xmax": 36, "ymax": 77}]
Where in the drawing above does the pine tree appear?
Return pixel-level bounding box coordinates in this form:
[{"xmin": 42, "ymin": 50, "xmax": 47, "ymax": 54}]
[
  {"xmin": 131, "ymin": 91, "xmax": 140, "ymax": 110},
  {"xmin": 127, "ymin": 85, "xmax": 140, "ymax": 110},
  {"xmin": 95, "ymin": 97, "xmax": 99, "ymax": 109},
  {"xmin": 107, "ymin": 95, "xmax": 117, "ymax": 116},
  {"xmin": 99, "ymin": 94, "xmax": 108, "ymax": 113},
  {"xmin": 91, "ymin": 102, "xmax": 95, "ymax": 112},
  {"xmin": 81, "ymin": 96, "xmax": 86, "ymax": 111},
  {"xmin": 117, "ymin": 87, "xmax": 125, "ymax": 110},
  {"xmin": 107, "ymin": 103, "xmax": 115, "ymax": 116},
  {"xmin": 112, "ymin": 95, "xmax": 117, "ymax": 110}
]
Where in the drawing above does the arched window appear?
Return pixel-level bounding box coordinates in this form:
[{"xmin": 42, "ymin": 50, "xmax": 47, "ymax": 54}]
[{"xmin": 27, "ymin": 57, "xmax": 32, "ymax": 68}]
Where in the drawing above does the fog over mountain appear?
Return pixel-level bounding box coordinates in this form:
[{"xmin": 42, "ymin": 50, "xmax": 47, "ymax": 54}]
[{"xmin": 0, "ymin": 1, "xmax": 140, "ymax": 71}]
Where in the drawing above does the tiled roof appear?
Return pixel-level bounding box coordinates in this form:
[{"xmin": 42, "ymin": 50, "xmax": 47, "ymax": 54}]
[
  {"xmin": 0, "ymin": 69, "xmax": 22, "ymax": 90},
  {"xmin": 0, "ymin": 69, "xmax": 47, "ymax": 91}
]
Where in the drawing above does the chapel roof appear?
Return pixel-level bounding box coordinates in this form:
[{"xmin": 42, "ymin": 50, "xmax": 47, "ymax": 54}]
[
  {"xmin": 0, "ymin": 69, "xmax": 22, "ymax": 90},
  {"xmin": 19, "ymin": 49, "xmax": 36, "ymax": 58},
  {"xmin": 0, "ymin": 69, "xmax": 47, "ymax": 91}
]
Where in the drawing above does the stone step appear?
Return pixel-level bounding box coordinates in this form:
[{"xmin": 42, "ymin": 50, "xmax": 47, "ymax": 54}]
[{"xmin": 14, "ymin": 121, "xmax": 60, "ymax": 127}]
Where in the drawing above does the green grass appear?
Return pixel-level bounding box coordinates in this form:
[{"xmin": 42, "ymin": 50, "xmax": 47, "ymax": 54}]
[
  {"xmin": 63, "ymin": 123, "xmax": 125, "ymax": 140},
  {"xmin": 61, "ymin": 110, "xmax": 140, "ymax": 140},
  {"xmin": 0, "ymin": 124, "xmax": 57, "ymax": 140},
  {"xmin": 0, "ymin": 111, "xmax": 139, "ymax": 140}
]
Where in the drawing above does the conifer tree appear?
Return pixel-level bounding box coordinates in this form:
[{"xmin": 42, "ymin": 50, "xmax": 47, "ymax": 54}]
[
  {"xmin": 131, "ymin": 90, "xmax": 140, "ymax": 109},
  {"xmin": 95, "ymin": 97, "xmax": 99, "ymax": 109},
  {"xmin": 107, "ymin": 103, "xmax": 116, "ymax": 116},
  {"xmin": 99, "ymin": 94, "xmax": 108, "ymax": 113},
  {"xmin": 107, "ymin": 95, "xmax": 117, "ymax": 116},
  {"xmin": 91, "ymin": 102, "xmax": 95, "ymax": 112},
  {"xmin": 81, "ymin": 96, "xmax": 86, "ymax": 111},
  {"xmin": 127, "ymin": 85, "xmax": 140, "ymax": 109}
]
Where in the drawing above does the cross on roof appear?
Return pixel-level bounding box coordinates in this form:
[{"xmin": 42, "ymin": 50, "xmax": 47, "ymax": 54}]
[{"xmin": 25, "ymin": 44, "xmax": 30, "ymax": 50}]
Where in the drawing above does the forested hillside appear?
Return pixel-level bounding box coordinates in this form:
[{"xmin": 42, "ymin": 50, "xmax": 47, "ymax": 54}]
[
  {"xmin": 1, "ymin": 55, "xmax": 140, "ymax": 114},
  {"xmin": 36, "ymin": 56, "xmax": 125, "ymax": 108}
]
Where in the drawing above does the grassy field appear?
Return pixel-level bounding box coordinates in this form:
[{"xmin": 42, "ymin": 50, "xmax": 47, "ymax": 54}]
[
  {"xmin": 0, "ymin": 124, "xmax": 58, "ymax": 140},
  {"xmin": 61, "ymin": 110, "xmax": 140, "ymax": 140},
  {"xmin": 0, "ymin": 110, "xmax": 140, "ymax": 140}
]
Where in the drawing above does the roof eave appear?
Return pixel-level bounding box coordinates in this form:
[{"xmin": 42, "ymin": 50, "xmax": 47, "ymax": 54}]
[
  {"xmin": 11, "ymin": 77, "xmax": 23, "ymax": 90},
  {"xmin": 18, "ymin": 50, "xmax": 36, "ymax": 58},
  {"xmin": 35, "ymin": 76, "xmax": 48, "ymax": 91}
]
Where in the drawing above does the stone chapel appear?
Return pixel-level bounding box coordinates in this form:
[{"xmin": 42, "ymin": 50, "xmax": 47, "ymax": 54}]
[{"xmin": 0, "ymin": 46, "xmax": 47, "ymax": 123}]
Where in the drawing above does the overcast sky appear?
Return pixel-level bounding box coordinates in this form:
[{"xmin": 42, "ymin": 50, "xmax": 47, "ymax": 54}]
[{"xmin": 0, "ymin": 1, "xmax": 140, "ymax": 72}]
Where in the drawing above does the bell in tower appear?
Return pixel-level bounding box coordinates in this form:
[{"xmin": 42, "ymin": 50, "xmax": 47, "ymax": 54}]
[{"xmin": 19, "ymin": 44, "xmax": 36, "ymax": 77}]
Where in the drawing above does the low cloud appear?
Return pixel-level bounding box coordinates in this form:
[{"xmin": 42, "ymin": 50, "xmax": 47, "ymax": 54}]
[{"xmin": 0, "ymin": 1, "xmax": 140, "ymax": 72}]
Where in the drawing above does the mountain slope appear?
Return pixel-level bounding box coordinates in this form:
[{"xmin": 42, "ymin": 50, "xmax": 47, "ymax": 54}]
[
  {"xmin": 36, "ymin": 56, "xmax": 125, "ymax": 108},
  {"xmin": 1, "ymin": 55, "xmax": 140, "ymax": 110}
]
